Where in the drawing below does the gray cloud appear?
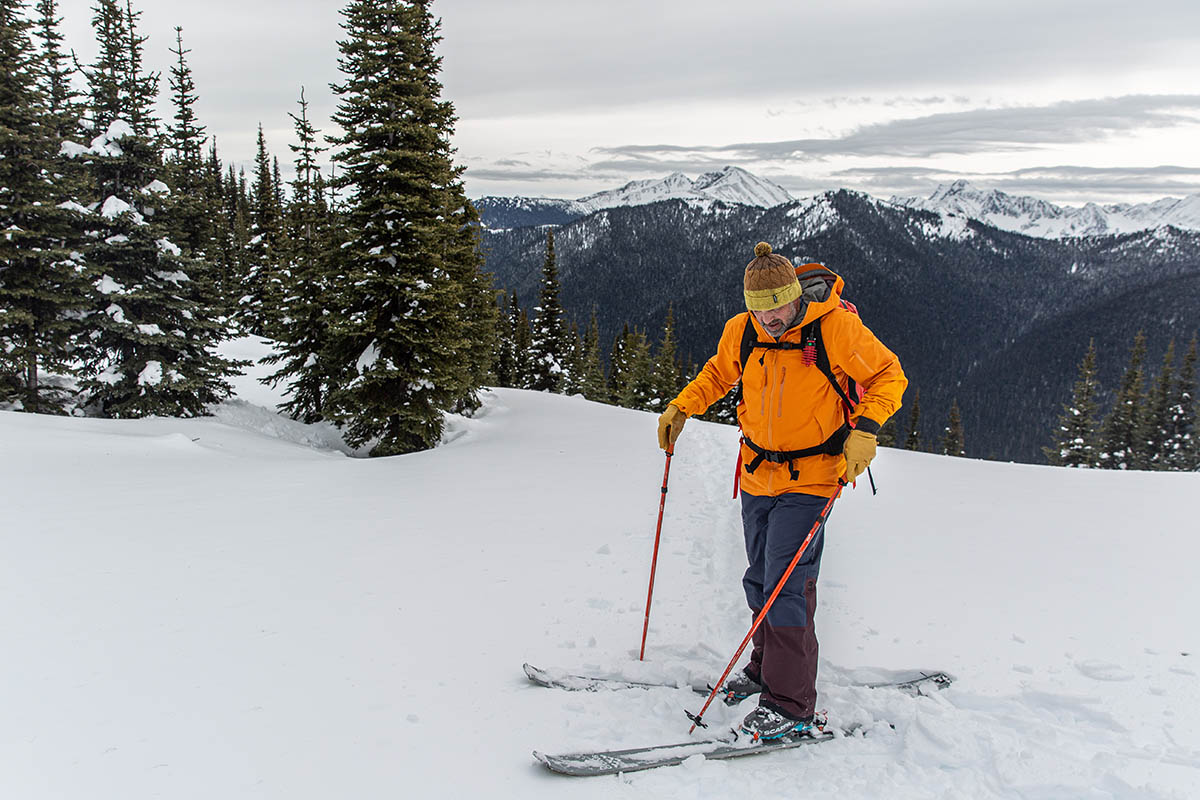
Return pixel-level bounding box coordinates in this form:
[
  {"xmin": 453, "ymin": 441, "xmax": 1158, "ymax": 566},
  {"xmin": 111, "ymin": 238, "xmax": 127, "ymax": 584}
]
[
  {"xmin": 595, "ymin": 95, "xmax": 1200, "ymax": 162},
  {"xmin": 439, "ymin": 1, "xmax": 1200, "ymax": 117}
]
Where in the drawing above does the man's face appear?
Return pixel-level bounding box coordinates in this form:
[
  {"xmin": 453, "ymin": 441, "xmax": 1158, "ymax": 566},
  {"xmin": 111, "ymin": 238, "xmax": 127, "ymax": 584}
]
[{"xmin": 752, "ymin": 298, "xmax": 802, "ymax": 338}]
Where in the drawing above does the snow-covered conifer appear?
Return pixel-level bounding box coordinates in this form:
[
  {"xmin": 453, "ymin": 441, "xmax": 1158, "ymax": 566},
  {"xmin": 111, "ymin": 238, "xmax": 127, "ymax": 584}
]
[
  {"xmin": 1137, "ymin": 341, "xmax": 1175, "ymax": 470},
  {"xmin": 0, "ymin": 0, "xmax": 90, "ymax": 413},
  {"xmin": 262, "ymin": 89, "xmax": 337, "ymax": 424},
  {"xmin": 511, "ymin": 297, "xmax": 533, "ymax": 389},
  {"xmin": 1165, "ymin": 335, "xmax": 1197, "ymax": 471},
  {"xmin": 239, "ymin": 124, "xmax": 283, "ymax": 335},
  {"xmin": 578, "ymin": 310, "xmax": 608, "ymax": 402},
  {"xmin": 163, "ymin": 27, "xmax": 212, "ymax": 260},
  {"xmin": 1045, "ymin": 340, "xmax": 1101, "ymax": 467},
  {"xmin": 650, "ymin": 305, "xmax": 683, "ymax": 411},
  {"xmin": 613, "ymin": 326, "xmax": 655, "ymax": 410},
  {"xmin": 941, "ymin": 399, "xmax": 965, "ymax": 457},
  {"xmin": 903, "ymin": 388, "xmax": 922, "ymax": 451},
  {"xmin": 528, "ymin": 229, "xmax": 568, "ymax": 393},
  {"xmin": 321, "ymin": 0, "xmax": 496, "ymax": 455},
  {"xmin": 75, "ymin": 3, "xmax": 239, "ymax": 417},
  {"xmin": 1098, "ymin": 332, "xmax": 1146, "ymax": 470}
]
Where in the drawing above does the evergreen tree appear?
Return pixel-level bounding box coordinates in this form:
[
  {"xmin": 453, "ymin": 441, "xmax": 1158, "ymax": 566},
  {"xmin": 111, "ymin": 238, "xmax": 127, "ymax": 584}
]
[
  {"xmin": 608, "ymin": 323, "xmax": 629, "ymax": 403},
  {"xmin": 903, "ymin": 388, "xmax": 922, "ymax": 451},
  {"xmin": 877, "ymin": 415, "xmax": 898, "ymax": 447},
  {"xmin": 240, "ymin": 123, "xmax": 281, "ymax": 334},
  {"xmin": 322, "ymin": 0, "xmax": 496, "ymax": 455},
  {"xmin": 613, "ymin": 326, "xmax": 655, "ymax": 410},
  {"xmin": 204, "ymin": 146, "xmax": 240, "ymax": 310},
  {"xmin": 941, "ymin": 399, "xmax": 965, "ymax": 457},
  {"xmin": 528, "ymin": 229, "xmax": 567, "ymax": 393},
  {"xmin": 76, "ymin": 1, "xmax": 238, "ymax": 417},
  {"xmin": 163, "ymin": 27, "xmax": 212, "ymax": 259},
  {"xmin": 0, "ymin": 0, "xmax": 90, "ymax": 412},
  {"xmin": 262, "ymin": 89, "xmax": 337, "ymax": 423},
  {"xmin": 650, "ymin": 304, "xmax": 682, "ymax": 411},
  {"xmin": 119, "ymin": 0, "xmax": 157, "ymax": 137},
  {"xmin": 83, "ymin": 0, "xmax": 123, "ymax": 134},
  {"xmin": 1045, "ymin": 339, "xmax": 1101, "ymax": 467},
  {"xmin": 1099, "ymin": 331, "xmax": 1147, "ymax": 470},
  {"xmin": 491, "ymin": 292, "xmax": 518, "ymax": 388},
  {"xmin": 512, "ymin": 300, "xmax": 532, "ymax": 389},
  {"xmin": 1165, "ymin": 334, "xmax": 1197, "ymax": 471},
  {"xmin": 1137, "ymin": 340, "xmax": 1175, "ymax": 470},
  {"xmin": 561, "ymin": 322, "xmax": 585, "ymax": 395},
  {"xmin": 31, "ymin": 0, "xmax": 81, "ymax": 138},
  {"xmin": 578, "ymin": 309, "xmax": 608, "ymax": 402}
]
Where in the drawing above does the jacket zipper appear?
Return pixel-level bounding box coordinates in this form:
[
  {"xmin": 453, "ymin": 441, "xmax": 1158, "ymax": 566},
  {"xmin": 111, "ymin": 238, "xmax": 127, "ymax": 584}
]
[{"xmin": 778, "ymin": 366, "xmax": 787, "ymax": 418}]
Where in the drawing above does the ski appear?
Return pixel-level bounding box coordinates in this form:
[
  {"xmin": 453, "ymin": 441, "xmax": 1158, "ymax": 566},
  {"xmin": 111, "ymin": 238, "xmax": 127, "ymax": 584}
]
[
  {"xmin": 523, "ymin": 662, "xmax": 954, "ymax": 703},
  {"xmin": 534, "ymin": 723, "xmax": 863, "ymax": 776}
]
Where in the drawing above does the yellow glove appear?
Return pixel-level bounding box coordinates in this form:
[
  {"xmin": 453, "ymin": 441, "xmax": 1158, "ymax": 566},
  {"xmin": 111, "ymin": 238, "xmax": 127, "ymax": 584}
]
[
  {"xmin": 842, "ymin": 429, "xmax": 877, "ymax": 483},
  {"xmin": 656, "ymin": 404, "xmax": 687, "ymax": 451}
]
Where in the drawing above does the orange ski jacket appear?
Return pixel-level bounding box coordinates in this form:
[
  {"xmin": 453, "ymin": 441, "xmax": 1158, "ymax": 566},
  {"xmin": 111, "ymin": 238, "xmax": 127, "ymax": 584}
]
[{"xmin": 669, "ymin": 267, "xmax": 907, "ymax": 498}]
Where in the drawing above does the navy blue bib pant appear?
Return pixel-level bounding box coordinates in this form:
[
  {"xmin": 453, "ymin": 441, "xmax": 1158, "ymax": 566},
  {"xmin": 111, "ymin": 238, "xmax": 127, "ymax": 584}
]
[{"xmin": 739, "ymin": 491, "xmax": 829, "ymax": 721}]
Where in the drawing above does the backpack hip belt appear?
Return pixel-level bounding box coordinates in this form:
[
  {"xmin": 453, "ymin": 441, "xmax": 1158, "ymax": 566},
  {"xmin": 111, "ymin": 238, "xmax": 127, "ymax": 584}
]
[{"xmin": 741, "ymin": 425, "xmax": 851, "ymax": 481}]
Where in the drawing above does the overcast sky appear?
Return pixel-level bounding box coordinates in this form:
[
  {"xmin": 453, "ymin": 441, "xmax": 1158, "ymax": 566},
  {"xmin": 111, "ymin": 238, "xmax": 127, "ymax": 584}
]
[{"xmin": 54, "ymin": 0, "xmax": 1200, "ymax": 205}]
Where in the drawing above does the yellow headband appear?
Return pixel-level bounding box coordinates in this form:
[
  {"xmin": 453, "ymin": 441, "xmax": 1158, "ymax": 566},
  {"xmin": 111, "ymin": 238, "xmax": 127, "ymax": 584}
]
[{"xmin": 744, "ymin": 279, "xmax": 802, "ymax": 311}]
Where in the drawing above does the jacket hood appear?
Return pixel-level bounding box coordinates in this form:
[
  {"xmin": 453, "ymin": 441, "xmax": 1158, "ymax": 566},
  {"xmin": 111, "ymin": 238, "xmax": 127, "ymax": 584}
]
[{"xmin": 749, "ymin": 263, "xmax": 846, "ymax": 340}]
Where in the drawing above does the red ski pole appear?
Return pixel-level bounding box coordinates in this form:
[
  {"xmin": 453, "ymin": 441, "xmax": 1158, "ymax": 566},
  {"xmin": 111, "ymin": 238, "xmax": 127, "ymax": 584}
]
[
  {"xmin": 687, "ymin": 482, "xmax": 844, "ymax": 733},
  {"xmin": 640, "ymin": 447, "xmax": 673, "ymax": 661}
]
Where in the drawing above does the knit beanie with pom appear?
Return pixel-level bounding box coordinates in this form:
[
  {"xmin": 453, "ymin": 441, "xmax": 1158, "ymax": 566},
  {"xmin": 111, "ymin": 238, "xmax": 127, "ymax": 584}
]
[{"xmin": 743, "ymin": 242, "xmax": 801, "ymax": 311}]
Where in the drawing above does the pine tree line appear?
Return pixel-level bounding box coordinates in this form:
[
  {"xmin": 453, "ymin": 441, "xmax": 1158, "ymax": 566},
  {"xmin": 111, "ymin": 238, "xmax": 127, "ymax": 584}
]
[
  {"xmin": 0, "ymin": 0, "xmax": 496, "ymax": 456},
  {"xmin": 1046, "ymin": 333, "xmax": 1199, "ymax": 471},
  {"xmin": 492, "ymin": 231, "xmax": 687, "ymax": 408}
]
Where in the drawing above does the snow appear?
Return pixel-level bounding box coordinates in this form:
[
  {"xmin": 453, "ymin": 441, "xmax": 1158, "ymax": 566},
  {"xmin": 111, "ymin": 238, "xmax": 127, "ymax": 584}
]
[
  {"xmin": 895, "ymin": 180, "xmax": 1200, "ymax": 238},
  {"xmin": 57, "ymin": 200, "xmax": 91, "ymax": 215},
  {"xmin": 356, "ymin": 340, "xmax": 380, "ymax": 373},
  {"xmin": 576, "ymin": 167, "xmax": 793, "ymax": 212},
  {"xmin": 105, "ymin": 119, "xmax": 135, "ymax": 140},
  {"xmin": 99, "ymin": 196, "xmax": 133, "ymax": 220},
  {"xmin": 59, "ymin": 140, "xmax": 90, "ymax": 159},
  {"xmin": 156, "ymin": 237, "xmax": 183, "ymax": 257},
  {"xmin": 1, "ymin": 342, "xmax": 1198, "ymax": 798},
  {"xmin": 136, "ymin": 360, "xmax": 163, "ymax": 385},
  {"xmin": 94, "ymin": 275, "xmax": 125, "ymax": 295}
]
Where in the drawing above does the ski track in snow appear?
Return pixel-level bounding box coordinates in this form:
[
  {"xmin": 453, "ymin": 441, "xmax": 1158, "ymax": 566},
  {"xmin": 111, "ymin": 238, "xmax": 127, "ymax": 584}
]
[{"xmin": 2, "ymin": 342, "xmax": 1199, "ymax": 799}]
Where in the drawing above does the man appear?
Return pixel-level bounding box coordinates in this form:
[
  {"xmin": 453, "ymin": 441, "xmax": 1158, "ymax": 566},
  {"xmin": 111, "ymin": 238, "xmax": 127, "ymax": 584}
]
[{"xmin": 656, "ymin": 242, "xmax": 906, "ymax": 740}]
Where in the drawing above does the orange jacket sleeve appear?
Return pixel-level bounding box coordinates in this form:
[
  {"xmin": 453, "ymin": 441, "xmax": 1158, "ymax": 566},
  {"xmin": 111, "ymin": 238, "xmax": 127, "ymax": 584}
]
[
  {"xmin": 821, "ymin": 309, "xmax": 907, "ymax": 431},
  {"xmin": 668, "ymin": 314, "xmax": 747, "ymax": 417}
]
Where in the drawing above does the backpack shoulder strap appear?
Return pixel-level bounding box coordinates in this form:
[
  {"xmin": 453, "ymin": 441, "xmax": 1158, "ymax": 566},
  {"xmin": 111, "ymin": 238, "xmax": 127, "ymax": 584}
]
[
  {"xmin": 802, "ymin": 314, "xmax": 857, "ymax": 411},
  {"xmin": 739, "ymin": 315, "xmax": 758, "ymax": 374}
]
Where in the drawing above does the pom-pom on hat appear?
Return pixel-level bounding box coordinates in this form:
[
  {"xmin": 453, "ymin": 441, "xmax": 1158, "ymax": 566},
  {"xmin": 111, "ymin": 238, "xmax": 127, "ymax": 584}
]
[{"xmin": 743, "ymin": 242, "xmax": 801, "ymax": 311}]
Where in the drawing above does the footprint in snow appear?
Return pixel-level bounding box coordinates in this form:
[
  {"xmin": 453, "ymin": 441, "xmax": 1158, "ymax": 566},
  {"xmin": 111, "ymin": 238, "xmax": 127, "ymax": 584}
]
[{"xmin": 1074, "ymin": 660, "xmax": 1134, "ymax": 681}]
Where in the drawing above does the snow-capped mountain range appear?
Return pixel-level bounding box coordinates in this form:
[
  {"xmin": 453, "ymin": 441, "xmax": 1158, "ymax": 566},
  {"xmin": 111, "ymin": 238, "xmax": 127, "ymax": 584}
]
[
  {"xmin": 475, "ymin": 168, "xmax": 1200, "ymax": 238},
  {"xmin": 894, "ymin": 180, "xmax": 1200, "ymax": 238},
  {"xmin": 575, "ymin": 166, "xmax": 794, "ymax": 211},
  {"xmin": 474, "ymin": 167, "xmax": 793, "ymax": 229}
]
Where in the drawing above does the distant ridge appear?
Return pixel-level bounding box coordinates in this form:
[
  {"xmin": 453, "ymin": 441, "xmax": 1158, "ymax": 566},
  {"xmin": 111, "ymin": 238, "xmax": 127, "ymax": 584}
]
[
  {"xmin": 892, "ymin": 180, "xmax": 1200, "ymax": 238},
  {"xmin": 475, "ymin": 168, "xmax": 1200, "ymax": 238},
  {"xmin": 474, "ymin": 167, "xmax": 792, "ymax": 229}
]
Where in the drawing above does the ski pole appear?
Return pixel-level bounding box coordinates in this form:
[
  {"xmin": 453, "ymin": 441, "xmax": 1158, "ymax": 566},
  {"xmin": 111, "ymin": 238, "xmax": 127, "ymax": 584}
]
[
  {"xmin": 640, "ymin": 447, "xmax": 673, "ymax": 661},
  {"xmin": 686, "ymin": 482, "xmax": 843, "ymax": 733}
]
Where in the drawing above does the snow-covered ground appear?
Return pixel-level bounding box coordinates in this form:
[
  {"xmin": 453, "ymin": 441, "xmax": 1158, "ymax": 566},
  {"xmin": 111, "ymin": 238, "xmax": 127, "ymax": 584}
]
[{"xmin": 3, "ymin": 341, "xmax": 1198, "ymax": 798}]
